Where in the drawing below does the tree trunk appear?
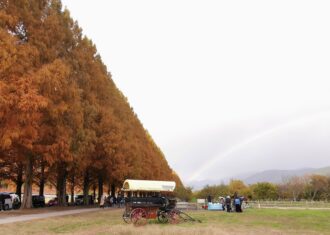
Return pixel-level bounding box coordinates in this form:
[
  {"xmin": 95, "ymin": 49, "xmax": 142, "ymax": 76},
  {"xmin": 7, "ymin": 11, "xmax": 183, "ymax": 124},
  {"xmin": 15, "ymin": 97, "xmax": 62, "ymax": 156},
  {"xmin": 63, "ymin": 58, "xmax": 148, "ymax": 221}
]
[
  {"xmin": 107, "ymin": 183, "xmax": 111, "ymax": 195},
  {"xmin": 312, "ymin": 190, "xmax": 318, "ymax": 201},
  {"xmin": 292, "ymin": 191, "xmax": 298, "ymax": 201},
  {"xmin": 21, "ymin": 155, "xmax": 33, "ymax": 209},
  {"xmin": 56, "ymin": 162, "xmax": 67, "ymax": 206},
  {"xmin": 39, "ymin": 161, "xmax": 45, "ymax": 196},
  {"xmin": 93, "ymin": 184, "xmax": 96, "ymax": 204},
  {"xmin": 70, "ymin": 173, "xmax": 75, "ymax": 205},
  {"xmin": 83, "ymin": 169, "xmax": 90, "ymax": 205},
  {"xmin": 16, "ymin": 163, "xmax": 23, "ymax": 202},
  {"xmin": 98, "ymin": 174, "xmax": 103, "ymax": 204},
  {"xmin": 111, "ymin": 184, "xmax": 116, "ymax": 197}
]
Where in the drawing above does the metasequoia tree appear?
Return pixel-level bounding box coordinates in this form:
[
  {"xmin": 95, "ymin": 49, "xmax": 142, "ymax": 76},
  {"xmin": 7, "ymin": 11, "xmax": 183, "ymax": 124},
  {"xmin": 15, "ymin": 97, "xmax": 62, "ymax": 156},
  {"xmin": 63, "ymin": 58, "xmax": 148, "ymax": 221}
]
[
  {"xmin": 0, "ymin": 0, "xmax": 182, "ymax": 209},
  {"xmin": 0, "ymin": 152, "xmax": 24, "ymax": 200},
  {"xmin": 0, "ymin": 19, "xmax": 48, "ymax": 207}
]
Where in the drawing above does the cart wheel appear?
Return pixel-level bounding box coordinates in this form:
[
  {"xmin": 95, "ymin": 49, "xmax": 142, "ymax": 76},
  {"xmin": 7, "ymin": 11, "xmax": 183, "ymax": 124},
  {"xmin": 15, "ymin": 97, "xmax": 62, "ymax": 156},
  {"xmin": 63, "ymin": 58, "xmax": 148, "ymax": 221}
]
[
  {"xmin": 157, "ymin": 211, "xmax": 168, "ymax": 223},
  {"xmin": 168, "ymin": 209, "xmax": 181, "ymax": 224},
  {"xmin": 122, "ymin": 211, "xmax": 132, "ymax": 224},
  {"xmin": 131, "ymin": 208, "xmax": 147, "ymax": 226}
]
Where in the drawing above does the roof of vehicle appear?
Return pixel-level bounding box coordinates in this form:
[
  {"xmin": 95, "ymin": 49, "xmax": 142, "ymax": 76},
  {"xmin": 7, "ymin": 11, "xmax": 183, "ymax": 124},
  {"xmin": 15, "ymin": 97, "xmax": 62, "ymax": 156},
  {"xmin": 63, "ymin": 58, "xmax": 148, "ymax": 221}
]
[
  {"xmin": 122, "ymin": 179, "xmax": 176, "ymax": 192},
  {"xmin": 0, "ymin": 193, "xmax": 11, "ymax": 199}
]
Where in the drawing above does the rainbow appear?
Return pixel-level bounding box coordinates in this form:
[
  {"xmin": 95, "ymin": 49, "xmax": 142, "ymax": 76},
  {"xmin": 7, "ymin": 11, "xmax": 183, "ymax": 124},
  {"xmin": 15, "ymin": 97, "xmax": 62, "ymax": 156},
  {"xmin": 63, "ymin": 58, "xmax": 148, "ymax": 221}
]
[{"xmin": 188, "ymin": 111, "xmax": 330, "ymax": 182}]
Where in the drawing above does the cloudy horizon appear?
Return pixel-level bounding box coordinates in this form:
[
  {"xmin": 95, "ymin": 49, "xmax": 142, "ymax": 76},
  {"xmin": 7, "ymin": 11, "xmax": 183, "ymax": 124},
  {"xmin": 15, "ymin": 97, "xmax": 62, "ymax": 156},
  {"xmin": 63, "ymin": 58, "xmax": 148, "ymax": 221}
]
[{"xmin": 62, "ymin": 0, "xmax": 330, "ymax": 185}]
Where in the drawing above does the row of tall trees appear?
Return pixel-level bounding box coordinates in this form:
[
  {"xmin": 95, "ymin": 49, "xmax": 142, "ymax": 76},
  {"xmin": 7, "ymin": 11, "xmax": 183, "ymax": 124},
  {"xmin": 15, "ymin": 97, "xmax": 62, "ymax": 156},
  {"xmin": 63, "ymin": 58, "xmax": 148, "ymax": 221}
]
[
  {"xmin": 195, "ymin": 175, "xmax": 330, "ymax": 201},
  {"xmin": 0, "ymin": 0, "xmax": 182, "ymax": 208}
]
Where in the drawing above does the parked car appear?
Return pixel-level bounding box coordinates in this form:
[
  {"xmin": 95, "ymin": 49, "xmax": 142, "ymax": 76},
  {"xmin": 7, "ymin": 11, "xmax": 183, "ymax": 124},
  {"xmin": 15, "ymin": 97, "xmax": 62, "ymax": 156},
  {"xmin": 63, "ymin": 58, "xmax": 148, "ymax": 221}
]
[
  {"xmin": 47, "ymin": 197, "xmax": 58, "ymax": 207},
  {"xmin": 75, "ymin": 195, "xmax": 94, "ymax": 205},
  {"xmin": 32, "ymin": 195, "xmax": 45, "ymax": 208},
  {"xmin": 74, "ymin": 195, "xmax": 84, "ymax": 205},
  {"xmin": 9, "ymin": 193, "xmax": 21, "ymax": 209},
  {"xmin": 0, "ymin": 193, "xmax": 13, "ymax": 210}
]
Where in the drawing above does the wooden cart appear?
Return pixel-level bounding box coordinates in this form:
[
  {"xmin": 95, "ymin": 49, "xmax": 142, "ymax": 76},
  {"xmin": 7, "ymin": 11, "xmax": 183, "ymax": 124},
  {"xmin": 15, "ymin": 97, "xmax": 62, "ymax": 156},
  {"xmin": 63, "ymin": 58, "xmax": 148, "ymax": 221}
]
[{"xmin": 121, "ymin": 179, "xmax": 190, "ymax": 226}]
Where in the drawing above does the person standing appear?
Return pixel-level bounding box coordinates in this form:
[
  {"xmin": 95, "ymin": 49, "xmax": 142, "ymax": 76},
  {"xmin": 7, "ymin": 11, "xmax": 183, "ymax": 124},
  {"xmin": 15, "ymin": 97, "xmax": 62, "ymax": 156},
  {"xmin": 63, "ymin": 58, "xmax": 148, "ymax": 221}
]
[
  {"xmin": 109, "ymin": 196, "xmax": 114, "ymax": 207},
  {"xmin": 207, "ymin": 195, "xmax": 212, "ymax": 203},
  {"xmin": 113, "ymin": 195, "xmax": 117, "ymax": 206},
  {"xmin": 117, "ymin": 195, "xmax": 120, "ymax": 208},
  {"xmin": 225, "ymin": 196, "xmax": 231, "ymax": 212},
  {"xmin": 219, "ymin": 197, "xmax": 225, "ymax": 211},
  {"xmin": 106, "ymin": 195, "xmax": 111, "ymax": 207},
  {"xmin": 234, "ymin": 196, "xmax": 242, "ymax": 212}
]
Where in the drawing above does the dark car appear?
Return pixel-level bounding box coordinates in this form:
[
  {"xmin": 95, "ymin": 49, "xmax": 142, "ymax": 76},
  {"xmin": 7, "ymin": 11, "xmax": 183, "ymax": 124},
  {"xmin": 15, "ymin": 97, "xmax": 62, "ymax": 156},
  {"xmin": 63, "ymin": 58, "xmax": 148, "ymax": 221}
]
[
  {"xmin": 47, "ymin": 197, "xmax": 58, "ymax": 207},
  {"xmin": 75, "ymin": 195, "xmax": 93, "ymax": 205},
  {"xmin": 0, "ymin": 193, "xmax": 13, "ymax": 210},
  {"xmin": 32, "ymin": 195, "xmax": 45, "ymax": 208},
  {"xmin": 74, "ymin": 195, "xmax": 84, "ymax": 205}
]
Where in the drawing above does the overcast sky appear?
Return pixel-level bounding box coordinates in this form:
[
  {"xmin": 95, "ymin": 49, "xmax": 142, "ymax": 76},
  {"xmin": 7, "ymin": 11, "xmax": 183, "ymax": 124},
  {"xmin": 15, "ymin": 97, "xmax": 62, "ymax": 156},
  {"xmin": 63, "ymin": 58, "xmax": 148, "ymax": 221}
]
[{"xmin": 62, "ymin": 0, "xmax": 330, "ymax": 185}]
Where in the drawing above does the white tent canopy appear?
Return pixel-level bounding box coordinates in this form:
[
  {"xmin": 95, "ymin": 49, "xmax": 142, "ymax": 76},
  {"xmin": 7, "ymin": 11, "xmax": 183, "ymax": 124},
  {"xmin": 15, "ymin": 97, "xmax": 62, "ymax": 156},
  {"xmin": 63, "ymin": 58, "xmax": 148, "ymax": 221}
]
[{"xmin": 122, "ymin": 179, "xmax": 176, "ymax": 192}]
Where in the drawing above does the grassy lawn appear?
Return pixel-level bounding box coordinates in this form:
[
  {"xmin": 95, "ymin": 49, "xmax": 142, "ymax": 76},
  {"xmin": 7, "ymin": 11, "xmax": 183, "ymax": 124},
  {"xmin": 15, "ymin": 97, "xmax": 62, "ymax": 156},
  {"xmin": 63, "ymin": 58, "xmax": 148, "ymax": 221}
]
[{"xmin": 1, "ymin": 208, "xmax": 330, "ymax": 235}]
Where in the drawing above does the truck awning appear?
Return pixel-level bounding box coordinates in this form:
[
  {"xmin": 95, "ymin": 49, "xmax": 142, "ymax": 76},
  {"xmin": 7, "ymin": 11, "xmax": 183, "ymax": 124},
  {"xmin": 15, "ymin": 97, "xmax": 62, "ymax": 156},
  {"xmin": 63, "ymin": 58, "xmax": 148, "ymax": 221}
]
[{"xmin": 122, "ymin": 179, "xmax": 176, "ymax": 192}]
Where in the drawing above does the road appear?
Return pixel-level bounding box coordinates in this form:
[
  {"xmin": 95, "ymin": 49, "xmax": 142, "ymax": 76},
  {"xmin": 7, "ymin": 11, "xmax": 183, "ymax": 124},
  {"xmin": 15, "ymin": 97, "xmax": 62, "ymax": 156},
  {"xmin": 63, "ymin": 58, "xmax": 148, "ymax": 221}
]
[{"xmin": 0, "ymin": 207, "xmax": 102, "ymax": 224}]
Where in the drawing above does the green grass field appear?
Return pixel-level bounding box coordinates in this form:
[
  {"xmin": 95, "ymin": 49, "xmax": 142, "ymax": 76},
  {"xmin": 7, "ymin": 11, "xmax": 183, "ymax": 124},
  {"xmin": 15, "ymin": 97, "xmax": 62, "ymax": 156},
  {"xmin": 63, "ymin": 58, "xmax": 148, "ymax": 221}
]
[{"xmin": 2, "ymin": 208, "xmax": 330, "ymax": 235}]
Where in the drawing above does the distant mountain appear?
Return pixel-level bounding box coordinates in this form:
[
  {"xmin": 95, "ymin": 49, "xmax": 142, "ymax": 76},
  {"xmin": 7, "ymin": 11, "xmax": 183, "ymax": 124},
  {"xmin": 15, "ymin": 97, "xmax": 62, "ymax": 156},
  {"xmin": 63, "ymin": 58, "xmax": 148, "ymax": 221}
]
[
  {"xmin": 243, "ymin": 168, "xmax": 313, "ymax": 184},
  {"xmin": 312, "ymin": 166, "xmax": 330, "ymax": 176},
  {"xmin": 242, "ymin": 166, "xmax": 330, "ymax": 185},
  {"xmin": 187, "ymin": 171, "xmax": 256, "ymax": 190},
  {"xmin": 187, "ymin": 166, "xmax": 330, "ymax": 189},
  {"xmin": 187, "ymin": 179, "xmax": 225, "ymax": 190}
]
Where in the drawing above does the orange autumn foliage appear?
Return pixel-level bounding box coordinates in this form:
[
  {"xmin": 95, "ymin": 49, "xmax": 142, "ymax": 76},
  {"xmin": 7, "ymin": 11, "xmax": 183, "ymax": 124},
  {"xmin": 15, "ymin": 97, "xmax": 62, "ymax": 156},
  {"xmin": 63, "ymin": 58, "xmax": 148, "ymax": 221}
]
[{"xmin": 0, "ymin": 0, "xmax": 182, "ymax": 208}]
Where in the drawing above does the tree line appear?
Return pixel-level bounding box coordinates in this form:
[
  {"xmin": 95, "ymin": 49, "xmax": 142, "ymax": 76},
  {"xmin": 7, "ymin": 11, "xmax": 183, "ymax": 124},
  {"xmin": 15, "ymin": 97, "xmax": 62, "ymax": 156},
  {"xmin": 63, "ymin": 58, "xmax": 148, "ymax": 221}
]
[
  {"xmin": 0, "ymin": 0, "xmax": 182, "ymax": 208},
  {"xmin": 193, "ymin": 174, "xmax": 330, "ymax": 201}
]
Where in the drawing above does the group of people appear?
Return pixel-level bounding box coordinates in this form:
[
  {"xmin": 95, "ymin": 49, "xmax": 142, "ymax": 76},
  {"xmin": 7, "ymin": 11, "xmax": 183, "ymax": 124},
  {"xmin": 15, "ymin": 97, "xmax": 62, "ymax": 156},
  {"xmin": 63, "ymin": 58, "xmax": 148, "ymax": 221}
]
[
  {"xmin": 99, "ymin": 194, "xmax": 124, "ymax": 208},
  {"xmin": 222, "ymin": 192, "xmax": 244, "ymax": 213},
  {"xmin": 209, "ymin": 192, "xmax": 244, "ymax": 213}
]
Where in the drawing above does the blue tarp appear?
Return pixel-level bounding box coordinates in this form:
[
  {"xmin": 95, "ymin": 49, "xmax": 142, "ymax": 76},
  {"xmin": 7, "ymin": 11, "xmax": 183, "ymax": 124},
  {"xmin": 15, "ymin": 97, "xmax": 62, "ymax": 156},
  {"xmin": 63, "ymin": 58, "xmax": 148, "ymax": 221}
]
[{"xmin": 207, "ymin": 202, "xmax": 224, "ymax": 211}]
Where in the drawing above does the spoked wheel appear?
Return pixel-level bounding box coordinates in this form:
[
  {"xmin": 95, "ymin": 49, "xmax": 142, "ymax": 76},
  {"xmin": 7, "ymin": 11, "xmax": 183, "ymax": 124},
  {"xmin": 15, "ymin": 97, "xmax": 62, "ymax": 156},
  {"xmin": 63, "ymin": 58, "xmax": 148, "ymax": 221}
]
[
  {"xmin": 157, "ymin": 211, "xmax": 168, "ymax": 224},
  {"xmin": 168, "ymin": 209, "xmax": 181, "ymax": 224},
  {"xmin": 131, "ymin": 208, "xmax": 148, "ymax": 226}
]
